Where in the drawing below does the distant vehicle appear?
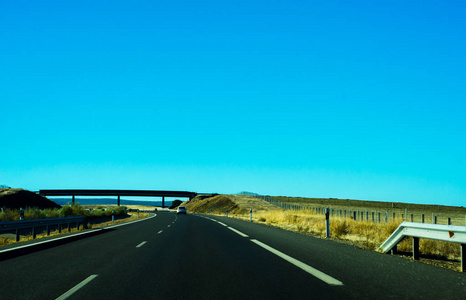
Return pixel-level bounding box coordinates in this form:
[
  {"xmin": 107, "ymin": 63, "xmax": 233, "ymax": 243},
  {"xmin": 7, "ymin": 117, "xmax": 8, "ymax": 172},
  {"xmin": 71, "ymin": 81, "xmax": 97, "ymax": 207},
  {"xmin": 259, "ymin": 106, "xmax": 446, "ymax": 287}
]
[{"xmin": 177, "ymin": 206, "xmax": 187, "ymax": 215}]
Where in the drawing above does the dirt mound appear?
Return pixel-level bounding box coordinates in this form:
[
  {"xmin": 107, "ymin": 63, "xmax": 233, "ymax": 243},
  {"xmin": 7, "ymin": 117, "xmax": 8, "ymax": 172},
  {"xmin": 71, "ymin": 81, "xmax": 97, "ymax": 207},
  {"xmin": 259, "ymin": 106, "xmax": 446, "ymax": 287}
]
[
  {"xmin": 183, "ymin": 194, "xmax": 281, "ymax": 215},
  {"xmin": 0, "ymin": 189, "xmax": 61, "ymax": 210},
  {"xmin": 184, "ymin": 194, "xmax": 248, "ymax": 215}
]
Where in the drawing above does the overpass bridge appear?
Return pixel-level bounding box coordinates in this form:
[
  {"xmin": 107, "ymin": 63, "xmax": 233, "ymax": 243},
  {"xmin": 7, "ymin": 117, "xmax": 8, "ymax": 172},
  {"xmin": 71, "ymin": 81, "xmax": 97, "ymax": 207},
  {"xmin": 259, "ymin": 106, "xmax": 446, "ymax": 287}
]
[{"xmin": 39, "ymin": 189, "xmax": 198, "ymax": 208}]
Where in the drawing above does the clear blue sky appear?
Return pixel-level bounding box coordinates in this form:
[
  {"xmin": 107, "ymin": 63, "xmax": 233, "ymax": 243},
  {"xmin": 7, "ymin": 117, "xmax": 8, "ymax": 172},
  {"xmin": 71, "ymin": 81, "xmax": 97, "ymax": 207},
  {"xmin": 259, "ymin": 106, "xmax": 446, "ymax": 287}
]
[{"xmin": 1, "ymin": 0, "xmax": 465, "ymax": 206}]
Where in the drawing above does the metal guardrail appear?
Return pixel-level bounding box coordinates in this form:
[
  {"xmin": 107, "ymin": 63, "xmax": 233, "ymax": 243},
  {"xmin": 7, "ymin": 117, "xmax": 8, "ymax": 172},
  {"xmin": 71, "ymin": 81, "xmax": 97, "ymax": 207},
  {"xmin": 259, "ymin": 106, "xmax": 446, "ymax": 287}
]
[
  {"xmin": 0, "ymin": 216, "xmax": 85, "ymax": 242},
  {"xmin": 378, "ymin": 221, "xmax": 466, "ymax": 272}
]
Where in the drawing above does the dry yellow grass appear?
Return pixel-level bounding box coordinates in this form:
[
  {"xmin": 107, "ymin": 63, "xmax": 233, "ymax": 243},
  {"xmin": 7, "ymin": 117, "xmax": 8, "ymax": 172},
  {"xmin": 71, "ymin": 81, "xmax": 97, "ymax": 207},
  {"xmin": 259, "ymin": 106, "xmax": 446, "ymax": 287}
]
[{"xmin": 187, "ymin": 194, "xmax": 462, "ymax": 270}]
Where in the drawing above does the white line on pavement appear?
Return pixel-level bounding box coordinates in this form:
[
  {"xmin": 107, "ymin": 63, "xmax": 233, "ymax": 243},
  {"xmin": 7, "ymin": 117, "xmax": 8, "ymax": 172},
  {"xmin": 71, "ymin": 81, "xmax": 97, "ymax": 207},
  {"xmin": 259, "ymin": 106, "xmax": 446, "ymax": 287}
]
[
  {"xmin": 0, "ymin": 229, "xmax": 102, "ymax": 254},
  {"xmin": 158, "ymin": 230, "xmax": 163, "ymax": 234},
  {"xmin": 167, "ymin": 225, "xmax": 171, "ymax": 228},
  {"xmin": 217, "ymin": 221, "xmax": 228, "ymax": 227},
  {"xmin": 227, "ymin": 227, "xmax": 249, "ymax": 238},
  {"xmin": 250, "ymin": 239, "xmax": 343, "ymax": 286},
  {"xmin": 136, "ymin": 241, "xmax": 147, "ymax": 248},
  {"xmin": 55, "ymin": 274, "xmax": 98, "ymax": 300}
]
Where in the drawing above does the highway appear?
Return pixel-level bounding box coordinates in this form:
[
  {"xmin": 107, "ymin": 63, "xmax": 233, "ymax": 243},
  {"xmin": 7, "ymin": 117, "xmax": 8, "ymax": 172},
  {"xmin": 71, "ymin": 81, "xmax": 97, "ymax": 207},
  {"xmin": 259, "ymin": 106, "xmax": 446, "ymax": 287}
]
[{"xmin": 1, "ymin": 212, "xmax": 466, "ymax": 299}]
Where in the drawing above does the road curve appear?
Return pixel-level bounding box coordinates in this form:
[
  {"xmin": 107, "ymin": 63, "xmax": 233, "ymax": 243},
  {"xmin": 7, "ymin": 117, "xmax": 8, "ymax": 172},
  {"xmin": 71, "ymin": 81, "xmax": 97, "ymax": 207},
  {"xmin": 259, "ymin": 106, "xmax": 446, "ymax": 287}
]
[{"xmin": 1, "ymin": 212, "xmax": 465, "ymax": 299}]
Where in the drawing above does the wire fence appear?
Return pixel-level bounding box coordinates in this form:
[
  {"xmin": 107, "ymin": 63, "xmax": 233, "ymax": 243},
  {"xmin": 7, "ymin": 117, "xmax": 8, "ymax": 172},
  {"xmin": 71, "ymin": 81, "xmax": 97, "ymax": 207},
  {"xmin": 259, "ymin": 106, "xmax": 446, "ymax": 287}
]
[{"xmin": 239, "ymin": 191, "xmax": 466, "ymax": 226}]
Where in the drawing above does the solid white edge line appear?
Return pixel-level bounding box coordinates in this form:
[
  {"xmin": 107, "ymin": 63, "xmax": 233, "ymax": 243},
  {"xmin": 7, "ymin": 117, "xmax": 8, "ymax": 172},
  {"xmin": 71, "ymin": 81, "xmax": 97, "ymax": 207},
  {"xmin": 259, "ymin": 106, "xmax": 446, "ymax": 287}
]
[
  {"xmin": 158, "ymin": 230, "xmax": 163, "ymax": 234},
  {"xmin": 136, "ymin": 241, "xmax": 147, "ymax": 248},
  {"xmin": 250, "ymin": 239, "xmax": 343, "ymax": 286},
  {"xmin": 227, "ymin": 227, "xmax": 249, "ymax": 237},
  {"xmin": 0, "ymin": 229, "xmax": 102, "ymax": 254},
  {"xmin": 55, "ymin": 274, "xmax": 98, "ymax": 300},
  {"xmin": 0, "ymin": 214, "xmax": 157, "ymax": 254},
  {"xmin": 105, "ymin": 214, "xmax": 156, "ymax": 229},
  {"xmin": 217, "ymin": 221, "xmax": 228, "ymax": 227}
]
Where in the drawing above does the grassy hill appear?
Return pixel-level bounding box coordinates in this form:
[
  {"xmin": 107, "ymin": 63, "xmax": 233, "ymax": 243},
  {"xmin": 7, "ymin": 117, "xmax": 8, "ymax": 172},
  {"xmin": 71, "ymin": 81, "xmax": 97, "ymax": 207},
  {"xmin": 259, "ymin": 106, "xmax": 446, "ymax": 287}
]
[{"xmin": 0, "ymin": 188, "xmax": 61, "ymax": 209}]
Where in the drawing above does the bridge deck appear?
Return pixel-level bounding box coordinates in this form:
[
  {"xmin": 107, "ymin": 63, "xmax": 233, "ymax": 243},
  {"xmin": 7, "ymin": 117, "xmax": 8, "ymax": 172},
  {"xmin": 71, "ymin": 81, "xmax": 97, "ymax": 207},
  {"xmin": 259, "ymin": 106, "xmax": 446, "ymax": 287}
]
[{"xmin": 39, "ymin": 189, "xmax": 197, "ymax": 198}]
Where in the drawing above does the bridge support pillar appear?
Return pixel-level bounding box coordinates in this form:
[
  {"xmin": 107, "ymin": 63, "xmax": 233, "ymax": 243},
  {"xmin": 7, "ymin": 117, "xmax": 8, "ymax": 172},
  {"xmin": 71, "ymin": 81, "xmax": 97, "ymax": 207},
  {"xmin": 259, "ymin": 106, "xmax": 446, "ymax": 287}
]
[
  {"xmin": 162, "ymin": 196, "xmax": 165, "ymax": 208},
  {"xmin": 412, "ymin": 237, "xmax": 420, "ymax": 260},
  {"xmin": 118, "ymin": 195, "xmax": 120, "ymax": 206}
]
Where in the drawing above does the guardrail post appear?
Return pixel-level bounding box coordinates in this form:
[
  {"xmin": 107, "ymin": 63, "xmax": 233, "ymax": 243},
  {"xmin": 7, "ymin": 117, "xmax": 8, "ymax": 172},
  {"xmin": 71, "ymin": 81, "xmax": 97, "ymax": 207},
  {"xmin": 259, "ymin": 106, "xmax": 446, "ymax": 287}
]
[
  {"xmin": 434, "ymin": 216, "xmax": 437, "ymax": 224},
  {"xmin": 16, "ymin": 229, "xmax": 20, "ymax": 242},
  {"xmin": 250, "ymin": 208, "xmax": 252, "ymax": 222},
  {"xmin": 58, "ymin": 224, "xmax": 62, "ymax": 233},
  {"xmin": 393, "ymin": 212, "xmax": 395, "ymax": 220},
  {"xmin": 325, "ymin": 207, "xmax": 330, "ymax": 238},
  {"xmin": 226, "ymin": 209, "xmax": 228, "ymax": 217},
  {"xmin": 32, "ymin": 226, "xmax": 36, "ymax": 239},
  {"xmin": 413, "ymin": 237, "xmax": 420, "ymax": 260},
  {"xmin": 405, "ymin": 209, "xmax": 408, "ymax": 220},
  {"xmin": 448, "ymin": 218, "xmax": 451, "ymax": 225},
  {"xmin": 422, "ymin": 214, "xmax": 425, "ymax": 223},
  {"xmin": 137, "ymin": 209, "xmax": 140, "ymax": 219},
  {"xmin": 372, "ymin": 212, "xmax": 374, "ymax": 222},
  {"xmin": 20, "ymin": 208, "xmax": 24, "ymax": 221},
  {"xmin": 378, "ymin": 213, "xmax": 381, "ymax": 223},
  {"xmin": 47, "ymin": 225, "xmax": 50, "ymax": 236},
  {"xmin": 432, "ymin": 213, "xmax": 435, "ymax": 224},
  {"xmin": 462, "ymin": 244, "xmax": 465, "ymax": 272},
  {"xmin": 385, "ymin": 210, "xmax": 388, "ymax": 223},
  {"xmin": 68, "ymin": 222, "xmax": 71, "ymax": 232},
  {"xmin": 410, "ymin": 214, "xmax": 414, "ymax": 222}
]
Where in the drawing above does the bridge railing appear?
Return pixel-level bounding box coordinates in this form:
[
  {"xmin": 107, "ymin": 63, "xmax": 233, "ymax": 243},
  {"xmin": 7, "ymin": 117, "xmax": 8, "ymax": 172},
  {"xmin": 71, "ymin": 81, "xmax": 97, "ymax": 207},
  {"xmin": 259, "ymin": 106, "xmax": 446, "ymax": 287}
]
[
  {"xmin": 378, "ymin": 221, "xmax": 466, "ymax": 272},
  {"xmin": 0, "ymin": 216, "xmax": 84, "ymax": 242}
]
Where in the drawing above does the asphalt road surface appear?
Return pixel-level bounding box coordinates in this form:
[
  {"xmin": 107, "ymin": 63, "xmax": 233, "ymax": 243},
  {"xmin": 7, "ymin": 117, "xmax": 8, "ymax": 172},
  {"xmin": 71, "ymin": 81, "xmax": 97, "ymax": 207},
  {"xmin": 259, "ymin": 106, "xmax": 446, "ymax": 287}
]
[{"xmin": 1, "ymin": 212, "xmax": 466, "ymax": 299}]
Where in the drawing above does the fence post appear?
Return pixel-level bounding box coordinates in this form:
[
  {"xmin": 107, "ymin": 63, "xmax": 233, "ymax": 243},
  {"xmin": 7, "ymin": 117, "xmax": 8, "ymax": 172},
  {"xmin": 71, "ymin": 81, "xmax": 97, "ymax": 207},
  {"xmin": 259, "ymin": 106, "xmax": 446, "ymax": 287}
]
[
  {"xmin": 378, "ymin": 213, "xmax": 381, "ymax": 223},
  {"xmin": 325, "ymin": 207, "xmax": 330, "ymax": 238},
  {"xmin": 385, "ymin": 210, "xmax": 388, "ymax": 223},
  {"xmin": 250, "ymin": 208, "xmax": 252, "ymax": 222},
  {"xmin": 405, "ymin": 208, "xmax": 408, "ymax": 221}
]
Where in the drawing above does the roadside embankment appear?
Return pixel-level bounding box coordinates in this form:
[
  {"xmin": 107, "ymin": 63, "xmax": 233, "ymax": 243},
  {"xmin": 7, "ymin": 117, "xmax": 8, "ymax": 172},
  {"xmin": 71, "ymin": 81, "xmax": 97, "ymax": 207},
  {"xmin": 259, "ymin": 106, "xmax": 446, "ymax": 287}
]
[{"xmin": 186, "ymin": 194, "xmax": 463, "ymax": 272}]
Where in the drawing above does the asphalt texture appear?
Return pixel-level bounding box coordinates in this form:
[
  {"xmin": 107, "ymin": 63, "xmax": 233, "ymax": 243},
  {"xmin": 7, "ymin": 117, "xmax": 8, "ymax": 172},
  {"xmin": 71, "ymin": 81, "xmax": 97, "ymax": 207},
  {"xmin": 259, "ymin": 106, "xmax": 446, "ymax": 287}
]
[{"xmin": 1, "ymin": 212, "xmax": 466, "ymax": 299}]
